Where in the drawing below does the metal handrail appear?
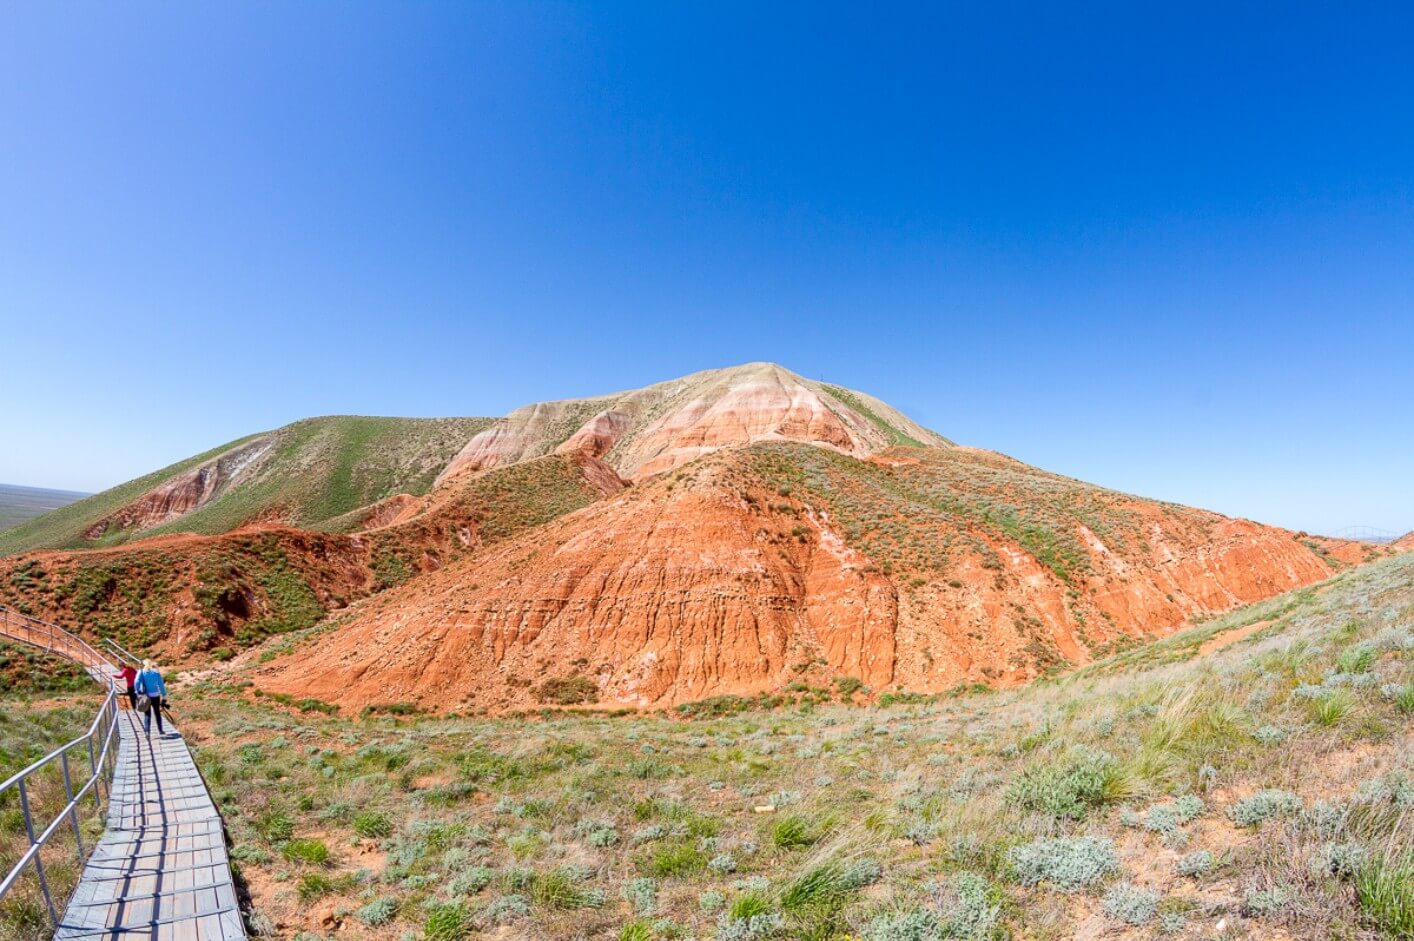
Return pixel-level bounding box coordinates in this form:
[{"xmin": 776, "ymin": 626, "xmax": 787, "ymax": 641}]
[
  {"xmin": 0, "ymin": 604, "xmax": 122, "ymax": 927},
  {"xmin": 101, "ymin": 637, "xmax": 141, "ymax": 668}
]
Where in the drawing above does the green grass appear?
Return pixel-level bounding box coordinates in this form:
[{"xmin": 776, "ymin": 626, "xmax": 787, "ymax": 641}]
[
  {"xmin": 0, "ymin": 416, "xmax": 492, "ymax": 555},
  {"xmin": 1355, "ymin": 853, "xmax": 1414, "ymax": 938},
  {"xmin": 280, "ymin": 837, "xmax": 331, "ymax": 865},
  {"xmin": 819, "ymin": 384, "xmax": 933, "ymax": 448}
]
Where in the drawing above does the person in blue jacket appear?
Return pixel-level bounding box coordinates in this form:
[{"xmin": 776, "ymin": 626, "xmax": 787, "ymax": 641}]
[{"xmin": 134, "ymin": 660, "xmax": 169, "ymax": 737}]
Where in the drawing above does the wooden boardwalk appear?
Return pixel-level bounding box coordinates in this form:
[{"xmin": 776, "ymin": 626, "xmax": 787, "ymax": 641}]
[
  {"xmin": 0, "ymin": 605, "xmax": 245, "ymax": 941},
  {"xmin": 55, "ymin": 709, "xmax": 246, "ymax": 940}
]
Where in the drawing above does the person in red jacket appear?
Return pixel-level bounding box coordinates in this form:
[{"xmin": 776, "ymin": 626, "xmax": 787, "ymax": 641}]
[{"xmin": 114, "ymin": 664, "xmax": 137, "ymax": 710}]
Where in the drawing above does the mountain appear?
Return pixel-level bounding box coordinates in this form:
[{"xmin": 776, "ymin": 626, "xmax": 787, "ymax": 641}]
[{"xmin": 0, "ymin": 363, "xmax": 1380, "ymax": 709}]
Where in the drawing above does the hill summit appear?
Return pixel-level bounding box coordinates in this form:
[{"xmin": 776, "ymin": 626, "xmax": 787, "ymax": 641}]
[{"xmin": 436, "ymin": 362, "xmax": 949, "ymax": 484}]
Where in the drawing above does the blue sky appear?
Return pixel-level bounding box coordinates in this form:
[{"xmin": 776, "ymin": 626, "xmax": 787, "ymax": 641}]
[{"xmin": 1, "ymin": 2, "xmax": 1411, "ymax": 535}]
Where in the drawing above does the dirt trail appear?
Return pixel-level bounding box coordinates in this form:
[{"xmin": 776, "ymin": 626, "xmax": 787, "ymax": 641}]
[{"xmin": 1198, "ymin": 619, "xmax": 1272, "ymax": 657}]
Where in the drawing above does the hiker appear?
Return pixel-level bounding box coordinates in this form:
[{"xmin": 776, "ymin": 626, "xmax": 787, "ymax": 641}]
[
  {"xmin": 134, "ymin": 659, "xmax": 169, "ymax": 737},
  {"xmin": 114, "ymin": 663, "xmax": 137, "ymax": 710}
]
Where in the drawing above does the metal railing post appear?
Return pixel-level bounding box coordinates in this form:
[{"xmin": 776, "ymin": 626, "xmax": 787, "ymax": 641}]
[
  {"xmin": 60, "ymin": 750, "xmax": 84, "ymax": 858},
  {"xmin": 18, "ymin": 779, "xmax": 59, "ymax": 926}
]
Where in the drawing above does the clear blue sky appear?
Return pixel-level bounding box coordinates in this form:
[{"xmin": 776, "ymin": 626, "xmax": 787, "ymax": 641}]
[{"xmin": 1, "ymin": 3, "xmax": 1411, "ymax": 536}]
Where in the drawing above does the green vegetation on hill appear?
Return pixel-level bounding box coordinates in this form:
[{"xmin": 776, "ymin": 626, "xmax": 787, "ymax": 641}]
[
  {"xmin": 820, "ymin": 384, "xmax": 929, "ymax": 448},
  {"xmin": 144, "ymin": 416, "xmax": 490, "ymax": 540},
  {"xmin": 164, "ymin": 551, "xmax": 1412, "ymax": 940},
  {"xmin": 0, "ymin": 532, "xmax": 340, "ymax": 659},
  {"xmin": 748, "ymin": 442, "xmax": 1141, "ymax": 585},
  {"xmin": 0, "ymin": 454, "xmax": 612, "ymax": 664},
  {"xmin": 0, "ymin": 416, "xmax": 492, "ymax": 556},
  {"xmin": 0, "ymin": 435, "xmax": 263, "ymax": 556}
]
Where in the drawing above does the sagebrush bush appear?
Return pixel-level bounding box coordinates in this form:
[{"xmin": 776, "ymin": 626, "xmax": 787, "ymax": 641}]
[
  {"xmin": 1122, "ymin": 794, "xmax": 1204, "ymax": 833},
  {"xmin": 864, "ymin": 872, "xmax": 1000, "ymax": 941},
  {"xmin": 1176, "ymin": 850, "xmax": 1213, "ymax": 877},
  {"xmin": 353, "ymin": 897, "xmax": 396, "ymax": 927},
  {"xmin": 1101, "ymin": 882, "xmax": 1158, "ymax": 925},
  {"xmin": 448, "ymin": 865, "xmax": 493, "ymax": 896},
  {"xmin": 480, "ymin": 894, "xmax": 529, "ymax": 924},
  {"xmin": 1227, "ymin": 789, "xmax": 1302, "ymax": 827},
  {"xmin": 1242, "ymin": 886, "xmax": 1290, "ymax": 916},
  {"xmin": 1008, "ymin": 836, "xmax": 1120, "ymax": 890},
  {"xmin": 623, "ymin": 877, "xmax": 657, "ymax": 915},
  {"xmin": 1005, "ymin": 746, "xmax": 1120, "ymax": 820}
]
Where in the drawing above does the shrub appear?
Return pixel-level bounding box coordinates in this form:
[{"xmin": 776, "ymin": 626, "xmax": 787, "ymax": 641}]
[
  {"xmin": 1242, "ymin": 886, "xmax": 1290, "ymax": 917},
  {"xmin": 587, "ymin": 826, "xmax": 620, "ymax": 847},
  {"xmin": 1123, "ymin": 795, "xmax": 1205, "ymax": 833},
  {"xmin": 1005, "ymin": 746, "xmax": 1122, "ymax": 820},
  {"xmin": 1008, "ymin": 836, "xmax": 1120, "ymax": 891},
  {"xmin": 1158, "ymin": 911, "xmax": 1186, "ymax": 933},
  {"xmin": 354, "ymin": 898, "xmax": 397, "ymax": 927},
  {"xmin": 480, "ymin": 895, "xmax": 529, "ymax": 925},
  {"xmin": 1227, "ymin": 790, "xmax": 1302, "ymax": 827},
  {"xmin": 1101, "ymin": 883, "xmax": 1158, "ymax": 925},
  {"xmin": 353, "ymin": 810, "xmax": 393, "ymax": 838},
  {"xmin": 864, "ymin": 872, "xmax": 1000, "ymax": 941},
  {"xmin": 708, "ymin": 853, "xmax": 737, "ymax": 875},
  {"xmin": 1253, "ymin": 725, "xmax": 1289, "ymax": 745},
  {"xmin": 1354, "ymin": 853, "xmax": 1414, "ymax": 938},
  {"xmin": 842, "ymin": 858, "xmax": 883, "ymax": 888},
  {"xmin": 835, "ymin": 676, "xmax": 864, "ymax": 696},
  {"xmin": 1176, "ymin": 850, "xmax": 1213, "ymax": 877},
  {"xmin": 623, "ymin": 877, "xmax": 658, "ymax": 915},
  {"xmin": 449, "ymin": 866, "xmax": 494, "ymax": 895},
  {"xmin": 630, "ymin": 825, "xmax": 667, "ymax": 845},
  {"xmin": 1312, "ymin": 842, "xmax": 1368, "ymax": 878},
  {"xmin": 535, "ymin": 675, "xmax": 598, "ymax": 705}
]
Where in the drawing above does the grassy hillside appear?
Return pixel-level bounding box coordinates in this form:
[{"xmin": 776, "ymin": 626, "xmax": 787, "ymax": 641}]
[
  {"xmin": 0, "ymin": 416, "xmax": 492, "ymax": 556},
  {"xmin": 749, "ymin": 442, "xmax": 1172, "ymax": 585},
  {"xmin": 165, "ymin": 550, "xmax": 1414, "ymax": 940},
  {"xmin": 0, "ymin": 435, "xmax": 263, "ymax": 556}
]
